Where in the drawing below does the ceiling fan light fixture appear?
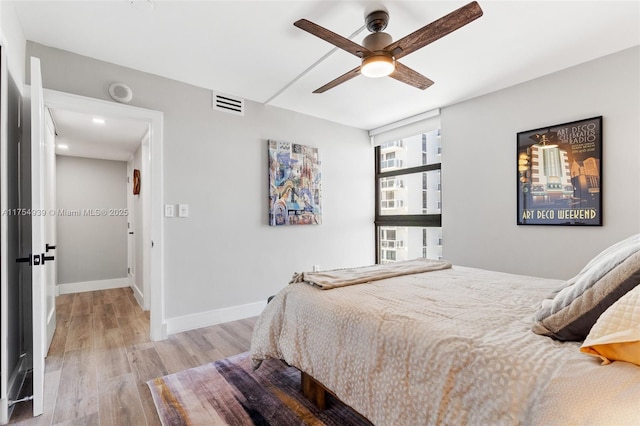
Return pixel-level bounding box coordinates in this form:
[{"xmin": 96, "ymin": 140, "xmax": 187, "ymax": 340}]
[
  {"xmin": 361, "ymin": 54, "xmax": 395, "ymax": 78},
  {"xmin": 294, "ymin": 1, "xmax": 483, "ymax": 92}
]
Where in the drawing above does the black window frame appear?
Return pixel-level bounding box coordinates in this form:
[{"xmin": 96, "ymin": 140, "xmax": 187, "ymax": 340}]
[{"xmin": 374, "ymin": 140, "xmax": 442, "ymax": 264}]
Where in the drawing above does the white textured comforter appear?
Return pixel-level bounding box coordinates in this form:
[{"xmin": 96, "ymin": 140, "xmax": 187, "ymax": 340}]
[{"xmin": 250, "ymin": 265, "xmax": 640, "ymax": 425}]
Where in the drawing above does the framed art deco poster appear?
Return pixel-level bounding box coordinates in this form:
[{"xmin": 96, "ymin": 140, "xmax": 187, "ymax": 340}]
[
  {"xmin": 268, "ymin": 140, "xmax": 322, "ymax": 226},
  {"xmin": 517, "ymin": 116, "xmax": 602, "ymax": 226}
]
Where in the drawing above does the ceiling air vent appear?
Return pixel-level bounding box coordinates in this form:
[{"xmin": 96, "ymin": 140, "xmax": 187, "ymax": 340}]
[{"xmin": 212, "ymin": 92, "xmax": 244, "ymax": 116}]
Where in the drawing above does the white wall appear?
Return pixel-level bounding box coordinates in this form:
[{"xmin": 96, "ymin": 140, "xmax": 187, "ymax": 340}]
[
  {"xmin": 442, "ymin": 46, "xmax": 640, "ymax": 279},
  {"xmin": 0, "ymin": 1, "xmax": 25, "ymax": 85},
  {"xmin": 56, "ymin": 155, "xmax": 128, "ymax": 284},
  {"xmin": 27, "ymin": 42, "xmax": 374, "ymax": 325}
]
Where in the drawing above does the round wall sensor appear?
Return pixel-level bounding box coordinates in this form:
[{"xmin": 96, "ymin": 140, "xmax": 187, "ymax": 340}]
[{"xmin": 108, "ymin": 82, "xmax": 133, "ymax": 103}]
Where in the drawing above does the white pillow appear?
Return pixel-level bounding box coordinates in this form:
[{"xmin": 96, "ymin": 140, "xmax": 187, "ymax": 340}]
[
  {"xmin": 532, "ymin": 233, "xmax": 640, "ymax": 341},
  {"xmin": 580, "ymin": 284, "xmax": 640, "ymax": 366}
]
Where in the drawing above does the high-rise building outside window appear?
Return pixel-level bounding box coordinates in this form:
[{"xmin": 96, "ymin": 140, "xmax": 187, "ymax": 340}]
[{"xmin": 375, "ymin": 129, "xmax": 442, "ymax": 264}]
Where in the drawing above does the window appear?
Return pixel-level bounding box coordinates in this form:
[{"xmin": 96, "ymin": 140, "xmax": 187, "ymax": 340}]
[{"xmin": 375, "ymin": 129, "xmax": 442, "ymax": 263}]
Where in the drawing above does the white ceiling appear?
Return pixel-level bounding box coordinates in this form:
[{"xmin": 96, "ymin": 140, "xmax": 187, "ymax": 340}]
[
  {"xmin": 13, "ymin": 0, "xmax": 640, "ymax": 134},
  {"xmin": 50, "ymin": 108, "xmax": 148, "ymax": 161}
]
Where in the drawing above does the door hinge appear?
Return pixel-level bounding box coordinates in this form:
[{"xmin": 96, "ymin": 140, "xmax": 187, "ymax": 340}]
[{"xmin": 128, "ymin": 267, "xmax": 131, "ymax": 274}]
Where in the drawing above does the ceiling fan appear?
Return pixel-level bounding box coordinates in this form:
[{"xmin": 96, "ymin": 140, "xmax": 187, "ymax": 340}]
[{"xmin": 294, "ymin": 1, "xmax": 483, "ymax": 93}]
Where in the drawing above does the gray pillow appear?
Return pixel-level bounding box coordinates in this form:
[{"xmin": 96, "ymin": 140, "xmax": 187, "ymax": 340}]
[{"xmin": 532, "ymin": 234, "xmax": 640, "ymax": 341}]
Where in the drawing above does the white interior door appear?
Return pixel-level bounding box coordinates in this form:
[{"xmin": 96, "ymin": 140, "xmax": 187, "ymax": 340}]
[
  {"xmin": 43, "ymin": 108, "xmax": 56, "ymax": 350},
  {"xmin": 0, "ymin": 41, "xmax": 8, "ymax": 426},
  {"xmin": 127, "ymin": 158, "xmax": 135, "ymax": 282},
  {"xmin": 30, "ymin": 56, "xmax": 48, "ymax": 418}
]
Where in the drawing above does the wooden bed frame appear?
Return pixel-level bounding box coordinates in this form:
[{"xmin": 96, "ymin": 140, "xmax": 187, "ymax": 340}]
[
  {"xmin": 301, "ymin": 371, "xmax": 330, "ymax": 409},
  {"xmin": 301, "ymin": 371, "xmax": 371, "ymax": 423}
]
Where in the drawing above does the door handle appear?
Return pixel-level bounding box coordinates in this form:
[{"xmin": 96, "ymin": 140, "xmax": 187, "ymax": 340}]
[
  {"xmin": 46, "ymin": 243, "xmax": 56, "ymax": 252},
  {"xmin": 16, "ymin": 255, "xmax": 33, "ymax": 265},
  {"xmin": 41, "ymin": 254, "xmax": 55, "ymax": 264},
  {"xmin": 129, "ymin": 232, "xmax": 134, "ymax": 235}
]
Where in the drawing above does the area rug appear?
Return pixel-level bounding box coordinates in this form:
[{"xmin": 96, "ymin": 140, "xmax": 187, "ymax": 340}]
[{"xmin": 147, "ymin": 351, "xmax": 372, "ymax": 425}]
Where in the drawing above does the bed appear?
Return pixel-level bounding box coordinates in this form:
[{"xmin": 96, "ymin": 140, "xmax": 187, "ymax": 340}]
[{"xmin": 250, "ymin": 238, "xmax": 640, "ymax": 425}]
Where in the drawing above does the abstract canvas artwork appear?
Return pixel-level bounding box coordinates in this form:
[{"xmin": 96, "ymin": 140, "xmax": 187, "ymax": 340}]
[{"xmin": 268, "ymin": 140, "xmax": 322, "ymax": 226}]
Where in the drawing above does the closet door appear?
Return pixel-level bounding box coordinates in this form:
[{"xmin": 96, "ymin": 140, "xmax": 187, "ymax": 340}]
[
  {"xmin": 1, "ymin": 54, "xmax": 56, "ymax": 422},
  {"xmin": 0, "ymin": 44, "xmax": 31, "ymax": 425},
  {"xmin": 29, "ymin": 56, "xmax": 47, "ymax": 418},
  {"xmin": 0, "ymin": 42, "xmax": 7, "ymax": 426}
]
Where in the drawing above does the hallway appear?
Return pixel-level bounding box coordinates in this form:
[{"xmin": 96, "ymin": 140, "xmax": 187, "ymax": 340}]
[{"xmin": 9, "ymin": 288, "xmax": 256, "ymax": 425}]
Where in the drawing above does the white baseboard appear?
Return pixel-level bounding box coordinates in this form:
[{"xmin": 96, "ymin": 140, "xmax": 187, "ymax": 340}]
[
  {"xmin": 165, "ymin": 300, "xmax": 267, "ymax": 335},
  {"xmin": 57, "ymin": 277, "xmax": 130, "ymax": 295},
  {"xmin": 131, "ymin": 279, "xmax": 144, "ymax": 308}
]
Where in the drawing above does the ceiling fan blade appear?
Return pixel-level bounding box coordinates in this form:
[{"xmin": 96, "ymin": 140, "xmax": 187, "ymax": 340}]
[
  {"xmin": 385, "ymin": 1, "xmax": 483, "ymax": 60},
  {"xmin": 294, "ymin": 19, "xmax": 370, "ymax": 58},
  {"xmin": 313, "ymin": 66, "xmax": 361, "ymax": 93},
  {"xmin": 389, "ymin": 62, "xmax": 434, "ymax": 90}
]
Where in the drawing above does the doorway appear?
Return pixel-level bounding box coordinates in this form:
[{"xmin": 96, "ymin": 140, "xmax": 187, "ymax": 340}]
[{"xmin": 44, "ymin": 89, "xmax": 164, "ymax": 341}]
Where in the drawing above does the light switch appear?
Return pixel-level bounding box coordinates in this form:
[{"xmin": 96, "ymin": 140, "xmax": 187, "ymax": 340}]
[
  {"xmin": 178, "ymin": 204, "xmax": 189, "ymax": 218},
  {"xmin": 164, "ymin": 204, "xmax": 175, "ymax": 217}
]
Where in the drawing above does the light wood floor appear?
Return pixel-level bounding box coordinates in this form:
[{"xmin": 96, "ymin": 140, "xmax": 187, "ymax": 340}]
[{"xmin": 9, "ymin": 287, "xmax": 257, "ymax": 425}]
